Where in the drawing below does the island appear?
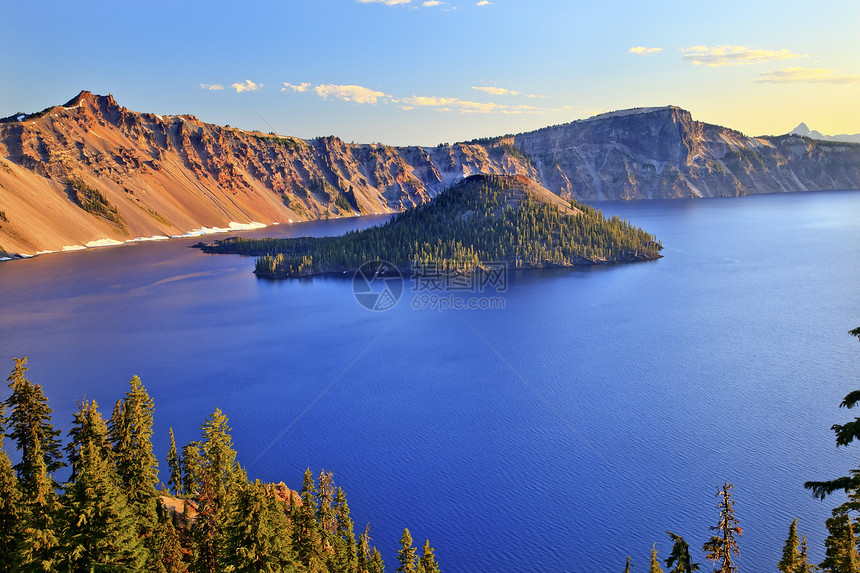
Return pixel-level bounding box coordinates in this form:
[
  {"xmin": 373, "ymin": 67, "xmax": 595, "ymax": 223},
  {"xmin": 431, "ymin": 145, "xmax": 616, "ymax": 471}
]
[{"xmin": 199, "ymin": 174, "xmax": 663, "ymax": 278}]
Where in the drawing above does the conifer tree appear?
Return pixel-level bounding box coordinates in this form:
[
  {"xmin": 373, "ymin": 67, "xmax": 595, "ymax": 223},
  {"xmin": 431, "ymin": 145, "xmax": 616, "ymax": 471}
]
[
  {"xmin": 5, "ymin": 357, "xmax": 64, "ymax": 570},
  {"xmin": 650, "ymin": 544, "xmax": 665, "ymax": 573},
  {"xmin": 821, "ymin": 508, "xmax": 860, "ymax": 573},
  {"xmin": 182, "ymin": 441, "xmax": 203, "ymax": 496},
  {"xmin": 110, "ymin": 375, "xmax": 159, "ymax": 524},
  {"xmin": 293, "ymin": 467, "xmax": 325, "ymax": 570},
  {"xmin": 798, "ymin": 534, "xmax": 819, "ymax": 573},
  {"xmin": 57, "ymin": 440, "xmax": 147, "ymax": 572},
  {"xmin": 152, "ymin": 501, "xmax": 185, "ymax": 573},
  {"xmin": 0, "ymin": 444, "xmax": 23, "ymax": 572},
  {"xmin": 65, "ymin": 400, "xmax": 112, "ymax": 482},
  {"xmin": 702, "ymin": 483, "xmax": 741, "ymax": 573},
  {"xmin": 420, "ymin": 539, "xmax": 440, "ymax": 573},
  {"xmin": 369, "ymin": 547, "xmax": 386, "ymax": 573},
  {"xmin": 665, "ymin": 532, "xmax": 700, "ymax": 573},
  {"xmin": 220, "ymin": 480, "xmax": 299, "ymax": 572},
  {"xmin": 779, "ymin": 519, "xmax": 801, "ymax": 573},
  {"xmin": 192, "ymin": 469, "xmax": 221, "ymax": 573},
  {"xmin": 332, "ymin": 486, "xmax": 358, "ymax": 572},
  {"xmin": 358, "ymin": 524, "xmax": 373, "ymax": 573},
  {"xmin": 200, "ymin": 408, "xmax": 239, "ymax": 506},
  {"xmin": 397, "ymin": 528, "xmax": 418, "ymax": 573},
  {"xmin": 167, "ymin": 427, "xmax": 183, "ymax": 496},
  {"xmin": 5, "ymin": 357, "xmax": 64, "ymax": 493}
]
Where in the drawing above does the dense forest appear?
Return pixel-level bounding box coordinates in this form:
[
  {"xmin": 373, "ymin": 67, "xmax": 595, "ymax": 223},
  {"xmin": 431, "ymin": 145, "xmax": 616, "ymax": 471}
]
[
  {"xmin": 200, "ymin": 174, "xmax": 662, "ymax": 279},
  {"xmin": 0, "ymin": 358, "xmax": 439, "ymax": 572}
]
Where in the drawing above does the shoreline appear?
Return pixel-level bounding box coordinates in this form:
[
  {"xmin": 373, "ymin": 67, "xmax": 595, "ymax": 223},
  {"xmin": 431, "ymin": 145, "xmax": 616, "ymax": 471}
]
[{"xmin": 1, "ymin": 220, "xmax": 272, "ymax": 262}]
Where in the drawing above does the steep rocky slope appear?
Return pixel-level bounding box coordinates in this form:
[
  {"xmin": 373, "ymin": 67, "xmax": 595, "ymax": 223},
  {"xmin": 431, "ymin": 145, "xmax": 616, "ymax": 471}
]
[
  {"xmin": 512, "ymin": 106, "xmax": 860, "ymax": 200},
  {"xmin": 1, "ymin": 93, "xmax": 858, "ymax": 257},
  {"xmin": 0, "ymin": 91, "xmax": 534, "ymax": 256}
]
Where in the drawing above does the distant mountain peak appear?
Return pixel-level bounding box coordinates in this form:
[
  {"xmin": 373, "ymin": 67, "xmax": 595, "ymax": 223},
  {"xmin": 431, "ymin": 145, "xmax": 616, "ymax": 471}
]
[
  {"xmin": 788, "ymin": 122, "xmax": 860, "ymax": 143},
  {"xmin": 790, "ymin": 122, "xmax": 811, "ymax": 136}
]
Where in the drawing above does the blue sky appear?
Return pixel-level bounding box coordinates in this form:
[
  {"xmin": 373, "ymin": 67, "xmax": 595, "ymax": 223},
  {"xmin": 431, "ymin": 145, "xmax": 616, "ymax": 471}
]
[{"xmin": 2, "ymin": 0, "xmax": 858, "ymax": 146}]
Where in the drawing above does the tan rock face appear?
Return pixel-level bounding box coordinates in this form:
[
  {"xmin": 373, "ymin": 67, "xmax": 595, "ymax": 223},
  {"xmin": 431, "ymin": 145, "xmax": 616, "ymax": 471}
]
[
  {"xmin": 1, "ymin": 94, "xmax": 858, "ymax": 256},
  {"xmin": 0, "ymin": 91, "xmax": 535, "ymax": 255}
]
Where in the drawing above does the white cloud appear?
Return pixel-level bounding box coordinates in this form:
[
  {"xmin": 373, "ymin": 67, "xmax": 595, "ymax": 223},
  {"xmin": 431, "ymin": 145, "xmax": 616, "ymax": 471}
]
[
  {"xmin": 200, "ymin": 83, "xmax": 224, "ymax": 91},
  {"xmin": 313, "ymin": 84, "xmax": 390, "ymax": 104},
  {"xmin": 472, "ymin": 86, "xmax": 520, "ymax": 96},
  {"xmin": 753, "ymin": 67, "xmax": 860, "ymax": 84},
  {"xmin": 398, "ymin": 95, "xmax": 546, "ymax": 115},
  {"xmin": 525, "ymin": 94, "xmax": 548, "ymax": 99},
  {"xmin": 231, "ymin": 80, "xmax": 262, "ymax": 93},
  {"xmin": 681, "ymin": 45, "xmax": 807, "ymax": 67},
  {"xmin": 281, "ymin": 82, "xmax": 311, "ymax": 93},
  {"xmin": 423, "ymin": 0, "xmax": 442, "ymax": 5},
  {"xmin": 628, "ymin": 46, "xmax": 662, "ymax": 55},
  {"xmin": 476, "ymin": 0, "xmax": 492, "ymax": 5},
  {"xmin": 356, "ymin": 0, "xmax": 413, "ymax": 4}
]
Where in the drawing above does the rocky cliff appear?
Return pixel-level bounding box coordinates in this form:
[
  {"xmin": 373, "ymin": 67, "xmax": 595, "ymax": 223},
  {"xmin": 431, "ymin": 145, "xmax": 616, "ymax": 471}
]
[
  {"xmin": 512, "ymin": 106, "xmax": 860, "ymax": 200},
  {"xmin": 1, "ymin": 93, "xmax": 858, "ymax": 256}
]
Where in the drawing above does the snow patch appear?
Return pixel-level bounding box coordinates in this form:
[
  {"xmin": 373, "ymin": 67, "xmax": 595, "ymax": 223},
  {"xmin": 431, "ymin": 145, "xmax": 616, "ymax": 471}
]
[
  {"xmin": 85, "ymin": 238, "xmax": 125, "ymax": 248},
  {"xmin": 125, "ymin": 235, "xmax": 170, "ymax": 243},
  {"xmin": 171, "ymin": 221, "xmax": 267, "ymax": 238},
  {"xmin": 62, "ymin": 245, "xmax": 87, "ymax": 251},
  {"xmin": 35, "ymin": 250, "xmax": 57, "ymax": 255},
  {"xmin": 17, "ymin": 114, "xmax": 25, "ymax": 121},
  {"xmin": 0, "ymin": 257, "xmax": 12, "ymax": 261}
]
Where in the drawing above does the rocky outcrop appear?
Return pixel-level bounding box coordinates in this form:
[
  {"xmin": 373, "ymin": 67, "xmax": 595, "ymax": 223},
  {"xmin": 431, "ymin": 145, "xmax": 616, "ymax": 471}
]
[
  {"xmin": 513, "ymin": 106, "xmax": 860, "ymax": 200},
  {"xmin": 1, "ymin": 93, "xmax": 858, "ymax": 256},
  {"xmin": 0, "ymin": 91, "xmax": 535, "ymax": 255}
]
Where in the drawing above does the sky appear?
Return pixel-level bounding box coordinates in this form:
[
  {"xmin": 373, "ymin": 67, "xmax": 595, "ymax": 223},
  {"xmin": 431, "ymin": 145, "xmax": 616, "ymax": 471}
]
[{"xmin": 1, "ymin": 0, "xmax": 858, "ymax": 146}]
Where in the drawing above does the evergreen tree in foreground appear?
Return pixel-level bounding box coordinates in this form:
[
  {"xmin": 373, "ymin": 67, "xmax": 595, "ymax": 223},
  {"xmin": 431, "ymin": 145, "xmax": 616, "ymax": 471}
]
[
  {"xmin": 110, "ymin": 375, "xmax": 159, "ymax": 526},
  {"xmin": 420, "ymin": 538, "xmax": 440, "ymax": 573},
  {"xmin": 702, "ymin": 483, "xmax": 741, "ymax": 573},
  {"xmin": 0, "ymin": 442, "xmax": 23, "ymax": 572},
  {"xmin": 798, "ymin": 534, "xmax": 819, "ymax": 573},
  {"xmin": 397, "ymin": 528, "xmax": 418, "ymax": 573},
  {"xmin": 665, "ymin": 532, "xmax": 700, "ymax": 573},
  {"xmin": 820, "ymin": 507, "xmax": 860, "ymax": 573},
  {"xmin": 220, "ymin": 480, "xmax": 299, "ymax": 572},
  {"xmin": 57, "ymin": 440, "xmax": 147, "ymax": 571},
  {"xmin": 5, "ymin": 356, "xmax": 64, "ymax": 570},
  {"xmin": 167, "ymin": 427, "xmax": 183, "ymax": 496},
  {"xmin": 779, "ymin": 519, "xmax": 801, "ymax": 573},
  {"xmin": 5, "ymin": 356, "xmax": 65, "ymax": 494},
  {"xmin": 65, "ymin": 399, "xmax": 112, "ymax": 482}
]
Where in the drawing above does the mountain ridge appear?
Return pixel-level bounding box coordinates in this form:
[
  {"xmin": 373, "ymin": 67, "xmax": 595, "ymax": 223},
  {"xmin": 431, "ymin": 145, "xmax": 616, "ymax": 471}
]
[{"xmin": 1, "ymin": 91, "xmax": 858, "ymax": 257}]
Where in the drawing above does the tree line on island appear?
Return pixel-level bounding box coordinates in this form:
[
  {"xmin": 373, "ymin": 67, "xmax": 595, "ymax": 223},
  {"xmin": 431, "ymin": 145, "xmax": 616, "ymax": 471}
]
[
  {"xmin": 0, "ymin": 358, "xmax": 439, "ymax": 572},
  {"xmin": 200, "ymin": 174, "xmax": 662, "ymax": 279}
]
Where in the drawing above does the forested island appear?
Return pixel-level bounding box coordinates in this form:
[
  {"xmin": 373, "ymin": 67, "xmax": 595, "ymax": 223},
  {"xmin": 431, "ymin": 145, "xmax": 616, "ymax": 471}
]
[{"xmin": 199, "ymin": 174, "xmax": 662, "ymax": 279}]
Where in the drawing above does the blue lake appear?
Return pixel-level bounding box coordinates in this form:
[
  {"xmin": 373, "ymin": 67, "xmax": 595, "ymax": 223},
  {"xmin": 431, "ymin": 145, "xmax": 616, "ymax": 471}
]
[{"xmin": 2, "ymin": 190, "xmax": 860, "ymax": 572}]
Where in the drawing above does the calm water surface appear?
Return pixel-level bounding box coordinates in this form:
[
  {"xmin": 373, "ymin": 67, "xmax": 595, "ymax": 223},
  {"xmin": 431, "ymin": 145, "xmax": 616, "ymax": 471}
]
[{"xmin": 2, "ymin": 192, "xmax": 860, "ymax": 572}]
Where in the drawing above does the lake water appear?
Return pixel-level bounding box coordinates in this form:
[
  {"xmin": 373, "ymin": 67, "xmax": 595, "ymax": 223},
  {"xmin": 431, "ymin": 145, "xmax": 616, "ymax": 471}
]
[{"xmin": 2, "ymin": 191, "xmax": 860, "ymax": 572}]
